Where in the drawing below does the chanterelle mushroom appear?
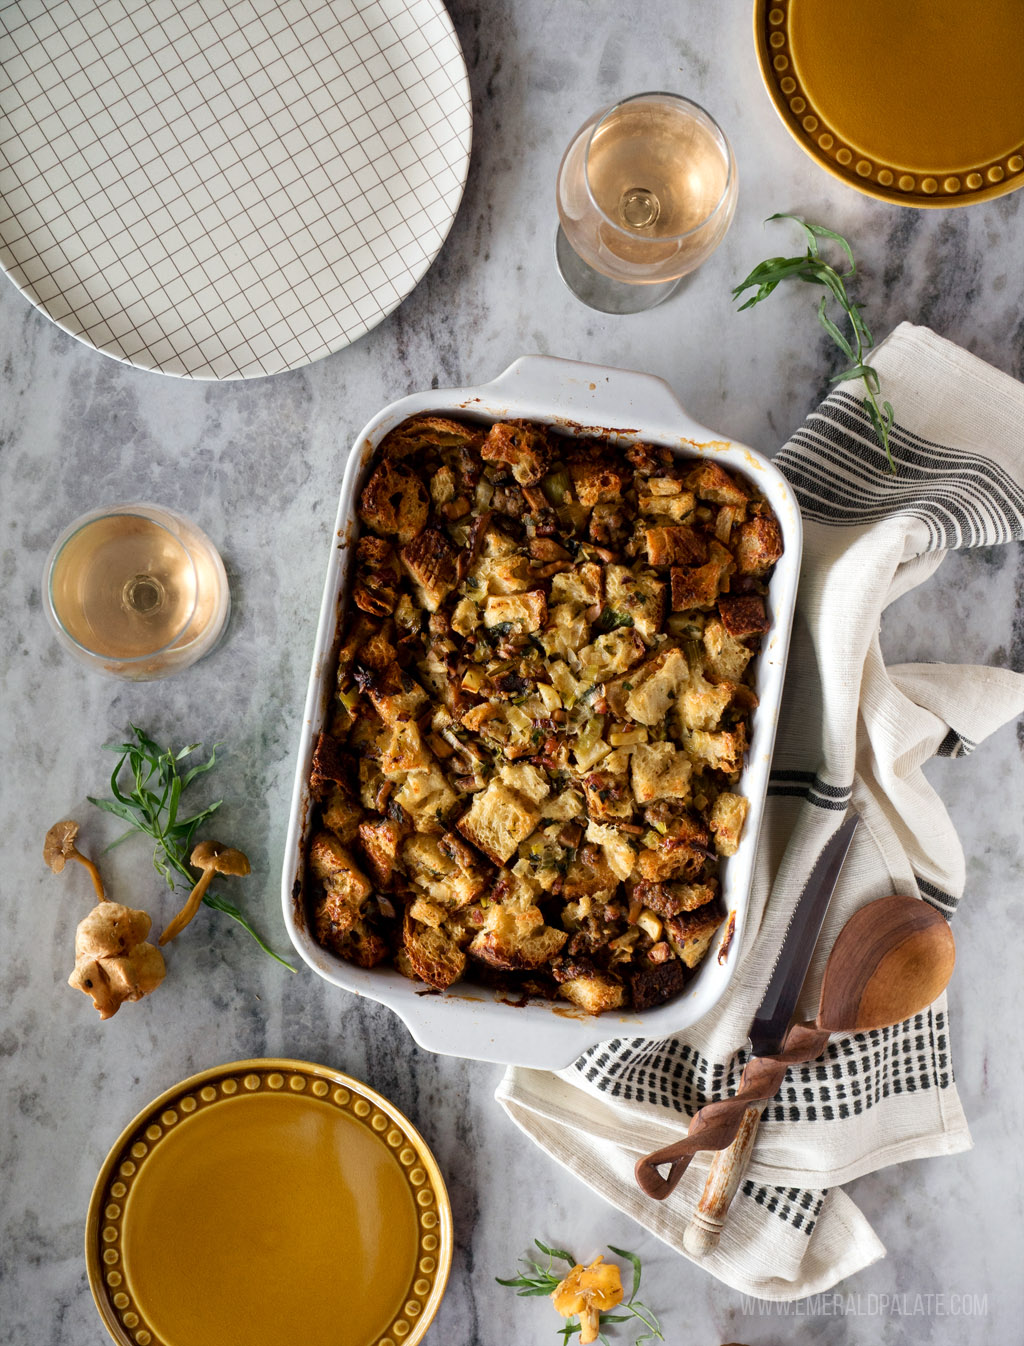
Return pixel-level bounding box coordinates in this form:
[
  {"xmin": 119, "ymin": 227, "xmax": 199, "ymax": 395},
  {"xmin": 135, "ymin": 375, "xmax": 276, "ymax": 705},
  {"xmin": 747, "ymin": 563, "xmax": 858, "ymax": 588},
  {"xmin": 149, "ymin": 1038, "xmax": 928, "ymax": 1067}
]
[
  {"xmin": 551, "ymin": 1256, "xmax": 623, "ymax": 1346},
  {"xmin": 68, "ymin": 902, "xmax": 166, "ymax": 1019},
  {"xmin": 159, "ymin": 840, "xmax": 251, "ymax": 945},
  {"xmin": 43, "ymin": 820, "xmax": 106, "ymax": 901}
]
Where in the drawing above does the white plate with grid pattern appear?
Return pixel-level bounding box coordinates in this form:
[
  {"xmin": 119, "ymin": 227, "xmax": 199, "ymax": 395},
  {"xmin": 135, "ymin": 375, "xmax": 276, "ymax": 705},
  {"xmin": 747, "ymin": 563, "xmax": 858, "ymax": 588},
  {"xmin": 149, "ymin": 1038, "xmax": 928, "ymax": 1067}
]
[{"xmin": 0, "ymin": 0, "xmax": 472, "ymax": 379}]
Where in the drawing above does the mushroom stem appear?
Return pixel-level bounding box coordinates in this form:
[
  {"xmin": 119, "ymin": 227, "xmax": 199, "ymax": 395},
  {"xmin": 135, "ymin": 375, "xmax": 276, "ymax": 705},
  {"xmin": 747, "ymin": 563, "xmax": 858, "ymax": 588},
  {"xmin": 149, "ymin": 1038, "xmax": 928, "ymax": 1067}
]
[
  {"xmin": 159, "ymin": 868, "xmax": 215, "ymax": 946},
  {"xmin": 71, "ymin": 851, "xmax": 107, "ymax": 903}
]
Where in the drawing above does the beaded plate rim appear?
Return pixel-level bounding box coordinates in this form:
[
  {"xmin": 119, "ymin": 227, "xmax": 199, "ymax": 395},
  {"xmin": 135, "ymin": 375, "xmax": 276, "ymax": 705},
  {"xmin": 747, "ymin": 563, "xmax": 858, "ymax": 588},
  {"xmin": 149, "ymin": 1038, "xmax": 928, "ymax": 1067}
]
[
  {"xmin": 85, "ymin": 1058, "xmax": 453, "ymax": 1346},
  {"xmin": 754, "ymin": 0, "xmax": 1024, "ymax": 208}
]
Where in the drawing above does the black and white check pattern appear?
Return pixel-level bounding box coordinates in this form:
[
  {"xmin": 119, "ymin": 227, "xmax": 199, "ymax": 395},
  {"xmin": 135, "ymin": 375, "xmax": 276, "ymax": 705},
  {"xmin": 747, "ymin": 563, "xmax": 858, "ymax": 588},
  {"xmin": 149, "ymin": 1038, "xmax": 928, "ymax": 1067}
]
[{"xmin": 0, "ymin": 0, "xmax": 472, "ymax": 378}]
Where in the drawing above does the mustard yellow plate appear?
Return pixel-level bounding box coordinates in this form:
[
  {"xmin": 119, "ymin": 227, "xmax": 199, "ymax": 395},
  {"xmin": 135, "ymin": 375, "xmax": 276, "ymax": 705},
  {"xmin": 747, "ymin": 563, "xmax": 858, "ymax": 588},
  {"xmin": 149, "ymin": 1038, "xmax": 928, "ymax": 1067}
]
[
  {"xmin": 86, "ymin": 1060, "xmax": 452, "ymax": 1346},
  {"xmin": 755, "ymin": 0, "xmax": 1024, "ymax": 206}
]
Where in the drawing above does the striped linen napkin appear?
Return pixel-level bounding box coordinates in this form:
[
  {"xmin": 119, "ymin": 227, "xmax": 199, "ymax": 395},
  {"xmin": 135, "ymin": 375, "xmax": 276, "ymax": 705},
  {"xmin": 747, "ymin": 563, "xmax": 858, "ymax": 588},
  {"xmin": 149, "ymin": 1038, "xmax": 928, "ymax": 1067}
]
[{"xmin": 496, "ymin": 323, "xmax": 1024, "ymax": 1299}]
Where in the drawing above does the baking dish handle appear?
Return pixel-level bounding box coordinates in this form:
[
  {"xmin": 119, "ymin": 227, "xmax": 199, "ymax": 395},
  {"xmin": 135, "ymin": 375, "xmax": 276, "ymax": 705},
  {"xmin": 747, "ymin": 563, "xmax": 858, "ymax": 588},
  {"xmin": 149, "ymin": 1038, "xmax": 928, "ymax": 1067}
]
[{"xmin": 472, "ymin": 355, "xmax": 720, "ymax": 444}]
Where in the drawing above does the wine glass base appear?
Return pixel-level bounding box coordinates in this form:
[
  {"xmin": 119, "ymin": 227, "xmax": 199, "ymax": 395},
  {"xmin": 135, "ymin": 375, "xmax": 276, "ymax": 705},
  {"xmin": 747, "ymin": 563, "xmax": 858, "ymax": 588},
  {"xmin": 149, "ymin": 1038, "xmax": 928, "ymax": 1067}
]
[{"xmin": 554, "ymin": 227, "xmax": 682, "ymax": 314}]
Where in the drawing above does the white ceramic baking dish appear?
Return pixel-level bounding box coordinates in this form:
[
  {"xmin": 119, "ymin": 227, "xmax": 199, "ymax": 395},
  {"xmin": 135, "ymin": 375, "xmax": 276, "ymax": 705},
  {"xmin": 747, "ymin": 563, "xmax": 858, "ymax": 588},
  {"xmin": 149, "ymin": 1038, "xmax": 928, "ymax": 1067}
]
[{"xmin": 282, "ymin": 356, "xmax": 801, "ymax": 1068}]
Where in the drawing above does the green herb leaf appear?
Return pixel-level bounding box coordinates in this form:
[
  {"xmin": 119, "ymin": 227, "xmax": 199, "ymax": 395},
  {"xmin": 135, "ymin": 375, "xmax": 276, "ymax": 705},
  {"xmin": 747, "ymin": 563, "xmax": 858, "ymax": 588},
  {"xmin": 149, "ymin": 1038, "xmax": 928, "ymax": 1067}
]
[
  {"xmin": 88, "ymin": 724, "xmax": 294, "ymax": 970},
  {"xmin": 596, "ymin": 610, "xmax": 635, "ymax": 633},
  {"xmin": 734, "ymin": 214, "xmax": 896, "ymax": 472}
]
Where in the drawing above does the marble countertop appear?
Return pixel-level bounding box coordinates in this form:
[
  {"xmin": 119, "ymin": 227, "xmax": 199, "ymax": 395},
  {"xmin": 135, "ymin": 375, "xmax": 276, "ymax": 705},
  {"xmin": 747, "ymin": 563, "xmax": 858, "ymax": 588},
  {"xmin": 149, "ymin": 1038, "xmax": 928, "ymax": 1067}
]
[{"xmin": 2, "ymin": 4, "xmax": 1023, "ymax": 1344}]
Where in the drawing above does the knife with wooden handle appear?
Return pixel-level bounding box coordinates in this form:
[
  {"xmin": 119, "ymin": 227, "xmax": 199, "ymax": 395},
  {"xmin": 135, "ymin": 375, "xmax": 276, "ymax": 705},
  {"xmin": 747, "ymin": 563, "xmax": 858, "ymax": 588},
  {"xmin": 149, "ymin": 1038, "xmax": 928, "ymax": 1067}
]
[{"xmin": 634, "ymin": 812, "xmax": 859, "ymax": 1213}]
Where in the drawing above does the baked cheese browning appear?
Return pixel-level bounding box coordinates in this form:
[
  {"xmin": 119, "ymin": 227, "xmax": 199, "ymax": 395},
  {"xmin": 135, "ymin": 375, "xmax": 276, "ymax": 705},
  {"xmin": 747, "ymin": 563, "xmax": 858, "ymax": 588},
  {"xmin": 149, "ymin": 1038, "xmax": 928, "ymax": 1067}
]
[{"xmin": 306, "ymin": 414, "xmax": 784, "ymax": 1014}]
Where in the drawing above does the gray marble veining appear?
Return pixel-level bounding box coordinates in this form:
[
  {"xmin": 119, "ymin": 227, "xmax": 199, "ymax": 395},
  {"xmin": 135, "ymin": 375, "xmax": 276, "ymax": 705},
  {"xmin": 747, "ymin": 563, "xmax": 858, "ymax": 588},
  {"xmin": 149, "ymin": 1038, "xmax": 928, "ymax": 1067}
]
[{"xmin": 2, "ymin": 3, "xmax": 1023, "ymax": 1344}]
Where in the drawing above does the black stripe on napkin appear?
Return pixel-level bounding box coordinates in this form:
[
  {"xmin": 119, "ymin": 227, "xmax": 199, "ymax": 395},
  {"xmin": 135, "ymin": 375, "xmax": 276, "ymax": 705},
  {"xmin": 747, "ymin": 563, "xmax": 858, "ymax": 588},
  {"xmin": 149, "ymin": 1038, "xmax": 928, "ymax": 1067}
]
[
  {"xmin": 767, "ymin": 773, "xmax": 852, "ymax": 811},
  {"xmin": 740, "ymin": 1181, "xmax": 826, "ymax": 1236},
  {"xmin": 573, "ymin": 1009, "xmax": 951, "ymax": 1120},
  {"xmin": 775, "ymin": 392, "xmax": 1024, "ymax": 548},
  {"xmin": 935, "ymin": 727, "xmax": 976, "ymax": 758},
  {"xmin": 915, "ymin": 875, "xmax": 959, "ymax": 915}
]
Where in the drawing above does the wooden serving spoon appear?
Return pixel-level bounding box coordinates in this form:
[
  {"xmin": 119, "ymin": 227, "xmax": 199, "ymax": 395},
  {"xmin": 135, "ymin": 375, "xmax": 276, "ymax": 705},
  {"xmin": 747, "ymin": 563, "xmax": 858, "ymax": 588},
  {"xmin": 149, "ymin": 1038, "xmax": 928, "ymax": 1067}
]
[{"xmin": 634, "ymin": 894, "xmax": 956, "ymax": 1209}]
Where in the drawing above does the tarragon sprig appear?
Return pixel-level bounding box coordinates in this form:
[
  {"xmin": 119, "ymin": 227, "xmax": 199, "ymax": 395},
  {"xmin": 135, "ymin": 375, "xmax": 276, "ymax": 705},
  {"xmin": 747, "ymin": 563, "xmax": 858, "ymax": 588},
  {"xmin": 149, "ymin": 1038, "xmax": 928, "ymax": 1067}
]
[
  {"xmin": 733, "ymin": 213, "xmax": 897, "ymax": 471},
  {"xmin": 497, "ymin": 1240, "xmax": 664, "ymax": 1345},
  {"xmin": 87, "ymin": 723, "xmax": 294, "ymax": 970}
]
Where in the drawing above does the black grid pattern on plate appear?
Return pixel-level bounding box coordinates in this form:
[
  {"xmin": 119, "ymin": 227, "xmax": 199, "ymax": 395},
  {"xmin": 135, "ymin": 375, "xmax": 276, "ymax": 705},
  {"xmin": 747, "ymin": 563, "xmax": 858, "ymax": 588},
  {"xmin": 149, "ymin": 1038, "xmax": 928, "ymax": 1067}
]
[{"xmin": 0, "ymin": 0, "xmax": 472, "ymax": 378}]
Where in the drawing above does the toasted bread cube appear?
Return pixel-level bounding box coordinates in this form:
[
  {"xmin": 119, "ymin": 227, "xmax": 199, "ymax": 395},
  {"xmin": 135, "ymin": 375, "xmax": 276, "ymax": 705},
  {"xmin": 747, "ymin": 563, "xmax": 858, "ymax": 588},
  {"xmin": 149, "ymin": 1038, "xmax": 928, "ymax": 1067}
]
[
  {"xmin": 644, "ymin": 477, "xmax": 686, "ymax": 496},
  {"xmin": 582, "ymin": 770, "xmax": 634, "ymax": 821},
  {"xmin": 638, "ymin": 489, "xmax": 696, "ymax": 522},
  {"xmin": 470, "ymin": 553, "xmax": 531, "ymax": 595},
  {"xmin": 498, "ymin": 762, "xmax": 551, "ymax": 807},
  {"xmin": 677, "ymin": 673, "xmax": 733, "ymax": 732},
  {"xmin": 735, "ymin": 515, "xmax": 784, "ymax": 576},
  {"xmin": 644, "ymin": 525, "xmax": 708, "ymax": 568},
  {"xmin": 309, "ymin": 833, "xmax": 373, "ymax": 903},
  {"xmin": 625, "ymin": 648, "xmax": 690, "ymax": 726},
  {"xmin": 381, "ymin": 720, "xmax": 433, "ymax": 776},
  {"xmin": 560, "ymin": 845, "xmax": 620, "ymax": 899},
  {"xmin": 684, "ymin": 726, "xmax": 747, "ymax": 775},
  {"xmin": 402, "ymin": 913, "xmax": 466, "ymax": 989},
  {"xmin": 400, "ymin": 526, "xmax": 459, "ymax": 612},
  {"xmin": 550, "ymin": 563, "xmax": 603, "ymax": 609},
  {"xmin": 568, "ymin": 459, "xmax": 630, "ymax": 507},
  {"xmin": 457, "ymin": 779, "xmax": 541, "ymax": 865},
  {"xmin": 709, "ymin": 792, "xmax": 749, "ymax": 856},
  {"xmin": 538, "ymin": 788, "xmax": 585, "ymax": 822},
  {"xmin": 666, "ymin": 905, "xmax": 724, "ymax": 968},
  {"xmin": 468, "ymin": 905, "xmax": 567, "ymax": 970},
  {"xmin": 317, "ymin": 914, "xmax": 388, "ymax": 967},
  {"xmin": 584, "ymin": 820, "xmax": 637, "ymax": 881},
  {"xmin": 484, "ymin": 591, "xmax": 547, "ymax": 632},
  {"xmin": 309, "ymin": 835, "xmax": 374, "ymax": 940},
  {"xmin": 686, "ymin": 460, "xmax": 750, "ymax": 506},
  {"xmin": 353, "ymin": 536, "xmax": 402, "ymax": 617},
  {"xmin": 605, "ymin": 566, "xmax": 665, "ymax": 641},
  {"xmin": 358, "ymin": 627, "xmax": 398, "ymax": 673},
  {"xmin": 358, "ymin": 758, "xmax": 386, "ymax": 810},
  {"xmin": 408, "ymin": 897, "xmax": 446, "ymax": 928},
  {"xmin": 579, "ymin": 628, "xmax": 647, "ymax": 681},
  {"xmin": 637, "ymin": 843, "xmax": 704, "ymax": 883},
  {"xmin": 451, "ymin": 597, "xmax": 480, "ymax": 636},
  {"xmin": 670, "ymin": 541, "xmax": 735, "ymax": 613},
  {"xmin": 632, "ymin": 880, "xmax": 717, "ymax": 919},
  {"xmin": 480, "ymin": 420, "xmax": 551, "ymax": 485},
  {"xmin": 718, "ymin": 594, "xmax": 769, "ymax": 637},
  {"xmin": 558, "ymin": 970, "xmax": 625, "ymax": 1015},
  {"xmin": 630, "ymin": 742, "xmax": 693, "ymax": 805},
  {"xmin": 381, "ymin": 414, "xmax": 481, "ymax": 457},
  {"xmin": 403, "ymin": 833, "xmax": 451, "ymax": 879},
  {"xmin": 479, "ymin": 524, "xmax": 518, "ymax": 558},
  {"xmin": 394, "ymin": 762, "xmax": 458, "ymax": 830},
  {"xmin": 702, "ymin": 617, "xmax": 753, "ymax": 683},
  {"xmin": 430, "ymin": 464, "xmax": 456, "ymax": 507},
  {"xmin": 357, "ymin": 817, "xmax": 405, "ymax": 887},
  {"xmin": 322, "ymin": 787, "xmax": 363, "ymax": 844},
  {"xmin": 359, "ymin": 458, "xmax": 429, "ymax": 544},
  {"xmin": 366, "ymin": 666, "xmax": 429, "ymax": 726}
]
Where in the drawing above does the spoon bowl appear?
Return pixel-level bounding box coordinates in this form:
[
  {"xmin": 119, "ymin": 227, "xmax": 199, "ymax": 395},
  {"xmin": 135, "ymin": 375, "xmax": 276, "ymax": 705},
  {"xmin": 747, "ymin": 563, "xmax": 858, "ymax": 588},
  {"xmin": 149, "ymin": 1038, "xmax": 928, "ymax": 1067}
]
[{"xmin": 815, "ymin": 893, "xmax": 956, "ymax": 1033}]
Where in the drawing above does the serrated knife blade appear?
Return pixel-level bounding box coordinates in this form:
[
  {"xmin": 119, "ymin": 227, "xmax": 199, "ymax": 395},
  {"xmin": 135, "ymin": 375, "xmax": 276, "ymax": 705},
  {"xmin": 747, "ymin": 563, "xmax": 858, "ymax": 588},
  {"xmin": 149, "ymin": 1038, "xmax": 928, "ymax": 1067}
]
[{"xmin": 748, "ymin": 811, "xmax": 859, "ymax": 1057}]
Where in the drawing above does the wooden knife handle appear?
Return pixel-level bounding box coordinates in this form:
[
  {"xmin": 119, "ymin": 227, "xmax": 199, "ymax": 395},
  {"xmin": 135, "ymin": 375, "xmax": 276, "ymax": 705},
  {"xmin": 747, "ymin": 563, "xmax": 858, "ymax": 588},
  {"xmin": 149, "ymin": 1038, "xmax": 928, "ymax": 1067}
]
[
  {"xmin": 682, "ymin": 1104, "xmax": 765, "ymax": 1257},
  {"xmin": 633, "ymin": 1022, "xmax": 830, "ymax": 1202}
]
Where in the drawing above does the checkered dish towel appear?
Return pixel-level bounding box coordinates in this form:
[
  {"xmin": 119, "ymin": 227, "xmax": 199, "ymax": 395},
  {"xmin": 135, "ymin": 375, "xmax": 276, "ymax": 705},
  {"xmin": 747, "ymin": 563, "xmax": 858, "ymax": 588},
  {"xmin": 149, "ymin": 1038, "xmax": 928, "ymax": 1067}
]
[{"xmin": 496, "ymin": 323, "xmax": 1024, "ymax": 1300}]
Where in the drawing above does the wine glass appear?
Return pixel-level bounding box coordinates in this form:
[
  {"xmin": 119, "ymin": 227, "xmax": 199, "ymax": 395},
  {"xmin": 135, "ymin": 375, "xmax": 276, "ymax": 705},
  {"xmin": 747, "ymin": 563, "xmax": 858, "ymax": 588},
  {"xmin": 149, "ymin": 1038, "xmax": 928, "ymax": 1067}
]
[
  {"xmin": 44, "ymin": 503, "xmax": 230, "ymax": 680},
  {"xmin": 555, "ymin": 91, "xmax": 738, "ymax": 314}
]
